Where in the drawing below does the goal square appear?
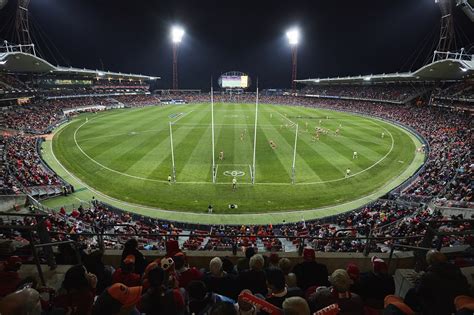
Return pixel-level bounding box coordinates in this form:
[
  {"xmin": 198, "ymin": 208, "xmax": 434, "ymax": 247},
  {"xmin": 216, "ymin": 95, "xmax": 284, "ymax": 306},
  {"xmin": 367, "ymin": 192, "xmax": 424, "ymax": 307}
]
[{"xmin": 215, "ymin": 164, "xmax": 252, "ymax": 184}]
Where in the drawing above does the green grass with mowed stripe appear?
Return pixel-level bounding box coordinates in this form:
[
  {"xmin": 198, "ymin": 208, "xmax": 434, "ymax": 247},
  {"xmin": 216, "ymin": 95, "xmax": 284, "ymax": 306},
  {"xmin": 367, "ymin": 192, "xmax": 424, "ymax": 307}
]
[{"xmin": 51, "ymin": 103, "xmax": 420, "ymax": 214}]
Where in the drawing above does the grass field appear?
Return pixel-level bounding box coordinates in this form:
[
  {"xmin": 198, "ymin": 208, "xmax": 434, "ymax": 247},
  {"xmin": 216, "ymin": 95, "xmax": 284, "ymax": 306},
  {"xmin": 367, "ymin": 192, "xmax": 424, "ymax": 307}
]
[{"xmin": 44, "ymin": 102, "xmax": 424, "ymax": 221}]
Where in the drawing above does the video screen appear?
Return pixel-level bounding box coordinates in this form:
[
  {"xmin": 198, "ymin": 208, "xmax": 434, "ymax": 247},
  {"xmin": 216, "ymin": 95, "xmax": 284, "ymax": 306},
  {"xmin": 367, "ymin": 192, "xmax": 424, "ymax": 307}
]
[{"xmin": 221, "ymin": 75, "xmax": 248, "ymax": 88}]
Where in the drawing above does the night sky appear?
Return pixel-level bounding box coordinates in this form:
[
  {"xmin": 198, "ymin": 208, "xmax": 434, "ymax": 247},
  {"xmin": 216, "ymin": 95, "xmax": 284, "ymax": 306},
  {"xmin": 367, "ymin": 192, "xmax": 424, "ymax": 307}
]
[{"xmin": 1, "ymin": 0, "xmax": 473, "ymax": 90}]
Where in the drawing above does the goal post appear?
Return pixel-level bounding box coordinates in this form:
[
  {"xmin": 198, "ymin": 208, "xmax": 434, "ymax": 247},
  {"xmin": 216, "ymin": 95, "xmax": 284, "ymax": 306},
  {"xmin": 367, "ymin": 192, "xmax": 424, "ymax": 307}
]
[
  {"xmin": 211, "ymin": 84, "xmax": 216, "ymax": 183},
  {"xmin": 251, "ymin": 80, "xmax": 259, "ymax": 184},
  {"xmin": 291, "ymin": 123, "xmax": 299, "ymax": 184},
  {"xmin": 169, "ymin": 121, "xmax": 176, "ymax": 182}
]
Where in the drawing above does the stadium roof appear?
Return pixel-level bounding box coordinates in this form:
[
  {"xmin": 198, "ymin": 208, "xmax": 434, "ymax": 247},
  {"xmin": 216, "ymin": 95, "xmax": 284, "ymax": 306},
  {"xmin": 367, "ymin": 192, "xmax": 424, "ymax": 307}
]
[
  {"xmin": 0, "ymin": 44, "xmax": 159, "ymax": 81},
  {"xmin": 297, "ymin": 51, "xmax": 474, "ymax": 85}
]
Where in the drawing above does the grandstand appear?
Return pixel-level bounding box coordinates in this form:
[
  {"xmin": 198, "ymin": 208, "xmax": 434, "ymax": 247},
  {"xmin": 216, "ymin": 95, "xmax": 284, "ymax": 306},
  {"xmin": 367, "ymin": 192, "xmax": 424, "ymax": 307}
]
[{"xmin": 0, "ymin": 0, "xmax": 473, "ymax": 314}]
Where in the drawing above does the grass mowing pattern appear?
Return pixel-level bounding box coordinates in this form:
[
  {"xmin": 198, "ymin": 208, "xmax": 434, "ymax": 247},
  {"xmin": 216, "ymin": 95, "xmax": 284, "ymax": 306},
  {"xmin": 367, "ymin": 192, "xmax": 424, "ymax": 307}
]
[{"xmin": 52, "ymin": 103, "xmax": 419, "ymax": 214}]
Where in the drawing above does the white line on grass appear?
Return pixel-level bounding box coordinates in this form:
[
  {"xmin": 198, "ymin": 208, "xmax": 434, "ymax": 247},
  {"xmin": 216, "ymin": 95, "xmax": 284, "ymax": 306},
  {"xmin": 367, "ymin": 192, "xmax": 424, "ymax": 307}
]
[{"xmin": 71, "ymin": 109, "xmax": 394, "ymax": 186}]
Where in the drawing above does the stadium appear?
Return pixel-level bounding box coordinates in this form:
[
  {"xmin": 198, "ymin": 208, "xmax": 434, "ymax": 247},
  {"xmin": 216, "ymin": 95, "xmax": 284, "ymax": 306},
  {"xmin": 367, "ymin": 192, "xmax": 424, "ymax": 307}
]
[{"xmin": 0, "ymin": 0, "xmax": 473, "ymax": 314}]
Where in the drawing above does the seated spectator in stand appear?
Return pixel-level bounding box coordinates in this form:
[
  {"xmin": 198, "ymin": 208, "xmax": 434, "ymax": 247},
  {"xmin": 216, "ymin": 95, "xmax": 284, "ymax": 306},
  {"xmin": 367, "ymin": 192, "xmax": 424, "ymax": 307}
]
[
  {"xmin": 204, "ymin": 257, "xmax": 238, "ymax": 300},
  {"xmin": 0, "ymin": 288, "xmax": 42, "ymax": 315},
  {"xmin": 187, "ymin": 280, "xmax": 234, "ymax": 314},
  {"xmin": 384, "ymin": 295, "xmax": 415, "ymax": 315},
  {"xmin": 53, "ymin": 264, "xmax": 97, "ymax": 315},
  {"xmin": 121, "ymin": 238, "xmax": 147, "ymax": 275},
  {"xmin": 139, "ymin": 267, "xmax": 185, "ymax": 315},
  {"xmin": 346, "ymin": 263, "xmax": 362, "ymax": 296},
  {"xmin": 358, "ymin": 256, "xmax": 395, "ymax": 309},
  {"xmin": 293, "ymin": 247, "xmax": 329, "ymax": 291},
  {"xmin": 112, "ymin": 255, "xmax": 141, "ymax": 287},
  {"xmin": 454, "ymin": 296, "xmax": 474, "ymax": 315},
  {"xmin": 173, "ymin": 252, "xmax": 203, "ymax": 289},
  {"xmin": 236, "ymin": 247, "xmax": 256, "ymax": 272},
  {"xmin": 411, "ymin": 250, "xmax": 470, "ymax": 315},
  {"xmin": 0, "ymin": 256, "xmax": 23, "ymax": 297},
  {"xmin": 83, "ymin": 249, "xmax": 113, "ymax": 295},
  {"xmin": 285, "ymin": 273, "xmax": 303, "ymax": 296},
  {"xmin": 238, "ymin": 254, "xmax": 268, "ymax": 296},
  {"xmin": 234, "ymin": 289, "xmax": 258, "ymax": 315},
  {"xmin": 309, "ymin": 269, "xmax": 363, "ymax": 314},
  {"xmin": 265, "ymin": 268, "xmax": 303, "ymax": 309},
  {"xmin": 92, "ymin": 283, "xmax": 142, "ymax": 315},
  {"xmin": 282, "ymin": 296, "xmax": 311, "ymax": 315}
]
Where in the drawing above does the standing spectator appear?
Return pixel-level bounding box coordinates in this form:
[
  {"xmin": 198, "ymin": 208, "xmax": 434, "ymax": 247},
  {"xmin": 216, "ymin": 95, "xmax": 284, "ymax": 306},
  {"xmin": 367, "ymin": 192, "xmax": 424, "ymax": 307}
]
[
  {"xmin": 112, "ymin": 255, "xmax": 141, "ymax": 287},
  {"xmin": 293, "ymin": 248, "xmax": 329, "ymax": 291},
  {"xmin": 0, "ymin": 288, "xmax": 42, "ymax": 315},
  {"xmin": 234, "ymin": 289, "xmax": 258, "ymax": 315},
  {"xmin": 358, "ymin": 257, "xmax": 395, "ymax": 309},
  {"xmin": 187, "ymin": 281, "xmax": 234, "ymax": 315},
  {"xmin": 121, "ymin": 239, "xmax": 147, "ymax": 275}
]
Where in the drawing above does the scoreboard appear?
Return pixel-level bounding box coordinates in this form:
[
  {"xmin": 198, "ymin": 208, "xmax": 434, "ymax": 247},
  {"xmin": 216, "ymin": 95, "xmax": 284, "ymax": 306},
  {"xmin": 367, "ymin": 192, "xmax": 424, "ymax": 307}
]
[{"xmin": 221, "ymin": 75, "xmax": 249, "ymax": 89}]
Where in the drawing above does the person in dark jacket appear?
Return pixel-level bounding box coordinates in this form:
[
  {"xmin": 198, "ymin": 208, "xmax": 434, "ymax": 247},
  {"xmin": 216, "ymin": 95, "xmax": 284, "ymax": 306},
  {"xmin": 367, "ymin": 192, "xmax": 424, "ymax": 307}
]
[
  {"xmin": 358, "ymin": 256, "xmax": 395, "ymax": 309},
  {"xmin": 238, "ymin": 254, "xmax": 268, "ymax": 296},
  {"xmin": 265, "ymin": 268, "xmax": 303, "ymax": 309},
  {"xmin": 53, "ymin": 264, "xmax": 97, "ymax": 315},
  {"xmin": 121, "ymin": 238, "xmax": 147, "ymax": 275},
  {"xmin": 416, "ymin": 252, "xmax": 470, "ymax": 315},
  {"xmin": 308, "ymin": 269, "xmax": 363, "ymax": 315},
  {"xmin": 204, "ymin": 257, "xmax": 239, "ymax": 299},
  {"xmin": 292, "ymin": 247, "xmax": 330, "ymax": 291},
  {"xmin": 139, "ymin": 267, "xmax": 185, "ymax": 315}
]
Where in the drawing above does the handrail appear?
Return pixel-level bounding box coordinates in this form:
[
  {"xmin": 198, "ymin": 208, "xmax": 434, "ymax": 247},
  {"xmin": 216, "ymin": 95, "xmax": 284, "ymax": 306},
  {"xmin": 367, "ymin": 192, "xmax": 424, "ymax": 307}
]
[{"xmin": 387, "ymin": 244, "xmax": 433, "ymax": 270}]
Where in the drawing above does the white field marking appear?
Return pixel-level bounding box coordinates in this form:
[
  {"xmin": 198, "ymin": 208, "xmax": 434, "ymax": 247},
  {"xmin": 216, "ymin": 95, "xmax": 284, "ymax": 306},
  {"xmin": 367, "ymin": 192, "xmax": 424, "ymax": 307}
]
[
  {"xmin": 71, "ymin": 109, "xmax": 394, "ymax": 186},
  {"xmin": 272, "ymin": 109, "xmax": 296, "ymax": 125},
  {"xmin": 214, "ymin": 164, "xmax": 219, "ymax": 183},
  {"xmin": 175, "ymin": 123, "xmax": 275, "ymax": 127},
  {"xmin": 50, "ymin": 134, "xmax": 416, "ymax": 219},
  {"xmin": 78, "ymin": 128, "xmax": 165, "ymax": 142},
  {"xmin": 249, "ymin": 164, "xmax": 253, "ymax": 181},
  {"xmin": 171, "ymin": 110, "xmax": 194, "ymax": 124}
]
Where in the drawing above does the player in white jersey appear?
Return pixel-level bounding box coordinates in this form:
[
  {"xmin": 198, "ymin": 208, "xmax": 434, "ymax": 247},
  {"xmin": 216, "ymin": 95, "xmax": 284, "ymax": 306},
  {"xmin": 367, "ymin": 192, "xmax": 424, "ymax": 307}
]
[
  {"xmin": 381, "ymin": 132, "xmax": 385, "ymax": 139},
  {"xmin": 219, "ymin": 151, "xmax": 224, "ymax": 161},
  {"xmin": 353, "ymin": 151, "xmax": 358, "ymax": 159},
  {"xmin": 345, "ymin": 168, "xmax": 351, "ymax": 178}
]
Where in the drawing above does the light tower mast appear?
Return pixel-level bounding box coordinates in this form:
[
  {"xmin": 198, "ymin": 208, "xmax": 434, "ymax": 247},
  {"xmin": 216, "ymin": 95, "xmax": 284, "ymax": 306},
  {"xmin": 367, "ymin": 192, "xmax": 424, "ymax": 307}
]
[
  {"xmin": 15, "ymin": 0, "xmax": 34, "ymax": 54},
  {"xmin": 436, "ymin": 0, "xmax": 455, "ymax": 53},
  {"xmin": 171, "ymin": 26, "xmax": 184, "ymax": 90},
  {"xmin": 286, "ymin": 28, "xmax": 300, "ymax": 94}
]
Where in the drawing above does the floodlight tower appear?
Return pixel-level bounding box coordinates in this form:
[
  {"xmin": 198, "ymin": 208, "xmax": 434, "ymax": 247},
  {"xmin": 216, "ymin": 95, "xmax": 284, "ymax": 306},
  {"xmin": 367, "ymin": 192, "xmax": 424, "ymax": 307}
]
[
  {"xmin": 286, "ymin": 28, "xmax": 299, "ymax": 94},
  {"xmin": 171, "ymin": 26, "xmax": 185, "ymax": 90}
]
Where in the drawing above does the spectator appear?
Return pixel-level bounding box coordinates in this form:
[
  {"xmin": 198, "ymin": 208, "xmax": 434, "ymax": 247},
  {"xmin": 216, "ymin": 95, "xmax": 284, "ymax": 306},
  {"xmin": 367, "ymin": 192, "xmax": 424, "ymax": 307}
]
[
  {"xmin": 53, "ymin": 264, "xmax": 97, "ymax": 315},
  {"xmin": 0, "ymin": 256, "xmax": 23, "ymax": 297},
  {"xmin": 92, "ymin": 283, "xmax": 142, "ymax": 315},
  {"xmin": 173, "ymin": 252, "xmax": 203, "ymax": 289},
  {"xmin": 234, "ymin": 289, "xmax": 258, "ymax": 315},
  {"xmin": 204, "ymin": 257, "xmax": 238, "ymax": 299},
  {"xmin": 293, "ymin": 247, "xmax": 329, "ymax": 291},
  {"xmin": 237, "ymin": 247, "xmax": 256, "ymax": 272},
  {"xmin": 139, "ymin": 267, "xmax": 185, "ymax": 315},
  {"xmin": 238, "ymin": 254, "xmax": 268, "ymax": 296},
  {"xmin": 358, "ymin": 257, "xmax": 395, "ymax": 309},
  {"xmin": 265, "ymin": 268, "xmax": 303, "ymax": 309},
  {"xmin": 187, "ymin": 280, "xmax": 234, "ymax": 315},
  {"xmin": 413, "ymin": 251, "xmax": 470, "ymax": 315},
  {"xmin": 309, "ymin": 269, "xmax": 363, "ymax": 314},
  {"xmin": 282, "ymin": 296, "xmax": 311, "ymax": 315},
  {"xmin": 112, "ymin": 255, "xmax": 141, "ymax": 287},
  {"xmin": 121, "ymin": 239, "xmax": 146, "ymax": 275}
]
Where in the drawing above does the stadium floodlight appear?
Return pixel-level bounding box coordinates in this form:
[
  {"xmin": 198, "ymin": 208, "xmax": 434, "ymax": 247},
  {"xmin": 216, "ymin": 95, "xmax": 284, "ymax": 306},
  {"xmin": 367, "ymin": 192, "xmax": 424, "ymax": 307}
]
[
  {"xmin": 170, "ymin": 26, "xmax": 185, "ymax": 89},
  {"xmin": 286, "ymin": 27, "xmax": 300, "ymax": 93},
  {"xmin": 171, "ymin": 26, "xmax": 185, "ymax": 43},
  {"xmin": 286, "ymin": 28, "xmax": 300, "ymax": 46}
]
